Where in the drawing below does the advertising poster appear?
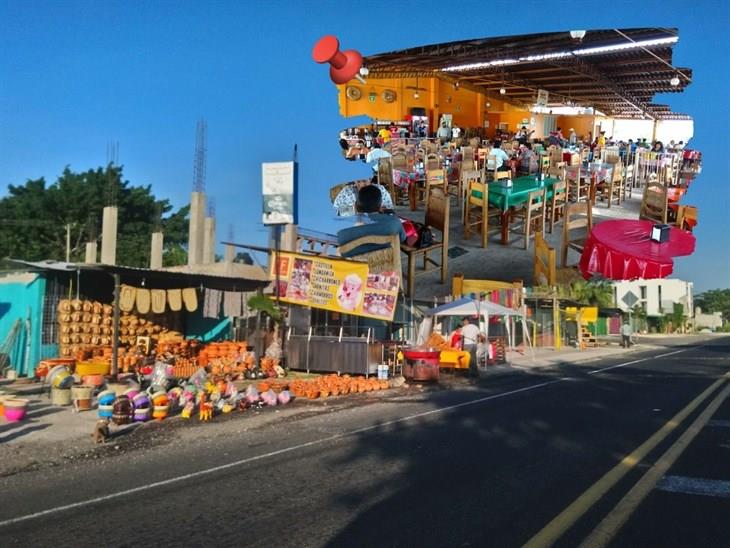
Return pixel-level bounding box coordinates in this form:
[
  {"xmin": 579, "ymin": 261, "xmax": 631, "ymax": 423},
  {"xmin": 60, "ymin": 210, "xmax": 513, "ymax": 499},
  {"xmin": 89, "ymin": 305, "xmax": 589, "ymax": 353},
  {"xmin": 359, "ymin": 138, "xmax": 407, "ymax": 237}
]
[
  {"xmin": 262, "ymin": 161, "xmax": 297, "ymax": 225},
  {"xmin": 271, "ymin": 251, "xmax": 400, "ymax": 321}
]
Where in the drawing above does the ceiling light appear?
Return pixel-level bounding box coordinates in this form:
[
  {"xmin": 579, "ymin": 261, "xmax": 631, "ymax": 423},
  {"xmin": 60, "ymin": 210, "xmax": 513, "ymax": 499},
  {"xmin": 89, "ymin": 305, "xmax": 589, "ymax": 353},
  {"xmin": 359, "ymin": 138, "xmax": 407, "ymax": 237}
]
[
  {"xmin": 485, "ymin": 101, "xmax": 491, "ymax": 108},
  {"xmin": 441, "ymin": 36, "xmax": 678, "ymax": 72},
  {"xmin": 359, "ymin": 66, "xmax": 369, "ymax": 77},
  {"xmin": 414, "ymin": 92, "xmax": 419, "ymax": 99},
  {"xmin": 570, "ymin": 30, "xmax": 586, "ymax": 40},
  {"xmin": 453, "ymin": 82, "xmax": 460, "ymax": 90},
  {"xmin": 499, "ymin": 87, "xmax": 506, "ymax": 95},
  {"xmin": 670, "ymin": 76, "xmax": 680, "ymax": 86}
]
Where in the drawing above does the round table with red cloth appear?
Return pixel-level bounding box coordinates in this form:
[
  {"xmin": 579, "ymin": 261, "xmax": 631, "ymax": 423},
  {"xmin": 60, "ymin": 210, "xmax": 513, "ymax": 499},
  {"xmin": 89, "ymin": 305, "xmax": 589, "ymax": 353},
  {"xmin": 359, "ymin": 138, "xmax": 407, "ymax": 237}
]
[{"xmin": 579, "ymin": 219, "xmax": 696, "ymax": 280}]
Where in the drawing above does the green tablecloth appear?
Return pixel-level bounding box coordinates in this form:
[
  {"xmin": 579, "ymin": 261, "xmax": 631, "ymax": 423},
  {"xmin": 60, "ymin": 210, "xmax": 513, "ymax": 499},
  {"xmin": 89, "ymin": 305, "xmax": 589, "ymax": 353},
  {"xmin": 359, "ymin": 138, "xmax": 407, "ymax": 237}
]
[{"xmin": 470, "ymin": 176, "xmax": 560, "ymax": 211}]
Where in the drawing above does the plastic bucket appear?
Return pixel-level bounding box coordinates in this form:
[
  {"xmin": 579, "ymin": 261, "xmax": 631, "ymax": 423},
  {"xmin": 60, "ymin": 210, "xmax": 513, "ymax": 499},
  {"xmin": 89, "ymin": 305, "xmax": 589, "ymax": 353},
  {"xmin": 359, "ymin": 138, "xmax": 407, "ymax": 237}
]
[
  {"xmin": 3, "ymin": 399, "xmax": 29, "ymax": 422},
  {"xmin": 71, "ymin": 385, "xmax": 94, "ymax": 411},
  {"xmin": 51, "ymin": 387, "xmax": 72, "ymax": 406},
  {"xmin": 377, "ymin": 364, "xmax": 389, "ymax": 380}
]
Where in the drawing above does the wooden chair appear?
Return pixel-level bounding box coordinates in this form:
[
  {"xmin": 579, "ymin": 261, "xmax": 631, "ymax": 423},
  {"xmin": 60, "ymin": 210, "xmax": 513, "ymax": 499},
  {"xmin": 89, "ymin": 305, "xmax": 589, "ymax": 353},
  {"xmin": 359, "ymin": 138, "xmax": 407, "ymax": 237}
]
[
  {"xmin": 464, "ymin": 178, "xmax": 500, "ymax": 248},
  {"xmin": 675, "ymin": 205, "xmax": 698, "ymax": 232},
  {"xmin": 566, "ymin": 167, "xmax": 589, "ymax": 203},
  {"xmin": 469, "ymin": 137, "xmax": 480, "ymax": 149},
  {"xmin": 533, "ymin": 231, "xmax": 556, "ymax": 286},
  {"xmin": 548, "ymin": 180, "xmax": 568, "ymax": 234},
  {"xmin": 580, "ymin": 148, "xmax": 590, "ymax": 164},
  {"xmin": 424, "ymin": 168, "xmax": 446, "ymax": 204},
  {"xmin": 391, "ymin": 152, "xmax": 408, "ymax": 171},
  {"xmin": 425, "ymin": 153, "xmax": 441, "ymax": 172},
  {"xmin": 639, "ymin": 180, "xmax": 669, "ymax": 224},
  {"xmin": 547, "ymin": 161, "xmax": 566, "ymax": 179},
  {"xmin": 460, "ymin": 169, "xmax": 481, "ymax": 222},
  {"xmin": 561, "ymin": 202, "xmax": 593, "ymax": 267},
  {"xmin": 622, "ymin": 164, "xmax": 635, "ymax": 200},
  {"xmin": 509, "ymin": 188, "xmax": 546, "ymax": 249},
  {"xmin": 401, "ymin": 187, "xmax": 449, "ymax": 296},
  {"xmin": 539, "ymin": 154, "xmax": 550, "ymax": 176},
  {"xmin": 338, "ymin": 234, "xmax": 402, "ymax": 287},
  {"xmin": 378, "ymin": 157, "xmax": 406, "ymax": 207},
  {"xmin": 598, "ymin": 158, "xmax": 622, "ymax": 208}
]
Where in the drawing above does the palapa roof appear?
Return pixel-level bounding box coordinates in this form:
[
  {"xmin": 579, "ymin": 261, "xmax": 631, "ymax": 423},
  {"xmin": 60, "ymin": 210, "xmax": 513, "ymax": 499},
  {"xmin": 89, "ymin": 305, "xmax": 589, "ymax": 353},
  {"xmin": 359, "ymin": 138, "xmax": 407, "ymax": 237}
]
[{"xmin": 364, "ymin": 28, "xmax": 692, "ymax": 120}]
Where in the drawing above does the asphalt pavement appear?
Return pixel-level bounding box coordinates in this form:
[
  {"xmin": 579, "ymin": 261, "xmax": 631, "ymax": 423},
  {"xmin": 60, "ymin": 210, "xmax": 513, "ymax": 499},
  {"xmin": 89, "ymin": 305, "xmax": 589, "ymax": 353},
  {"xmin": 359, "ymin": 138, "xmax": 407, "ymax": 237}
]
[{"xmin": 1, "ymin": 335, "xmax": 728, "ymax": 547}]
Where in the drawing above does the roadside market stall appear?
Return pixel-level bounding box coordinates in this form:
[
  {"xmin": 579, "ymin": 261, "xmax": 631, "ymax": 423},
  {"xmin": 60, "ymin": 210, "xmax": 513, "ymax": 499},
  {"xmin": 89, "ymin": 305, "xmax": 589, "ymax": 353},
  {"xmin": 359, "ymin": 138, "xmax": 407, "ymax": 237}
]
[{"xmin": 417, "ymin": 297, "xmax": 532, "ymax": 367}]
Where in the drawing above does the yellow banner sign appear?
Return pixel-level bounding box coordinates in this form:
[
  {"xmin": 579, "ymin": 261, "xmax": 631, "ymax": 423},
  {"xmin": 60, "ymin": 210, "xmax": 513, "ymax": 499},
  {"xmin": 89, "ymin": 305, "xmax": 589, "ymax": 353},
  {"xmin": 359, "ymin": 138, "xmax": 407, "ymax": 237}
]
[{"xmin": 271, "ymin": 252, "xmax": 399, "ymax": 321}]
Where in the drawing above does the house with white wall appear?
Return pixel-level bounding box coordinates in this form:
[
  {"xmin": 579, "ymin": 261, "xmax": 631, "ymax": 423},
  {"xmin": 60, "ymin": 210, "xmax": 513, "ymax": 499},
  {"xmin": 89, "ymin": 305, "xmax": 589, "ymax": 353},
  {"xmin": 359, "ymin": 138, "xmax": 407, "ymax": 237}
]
[
  {"xmin": 694, "ymin": 308, "xmax": 724, "ymax": 330},
  {"xmin": 612, "ymin": 278, "xmax": 693, "ymax": 318}
]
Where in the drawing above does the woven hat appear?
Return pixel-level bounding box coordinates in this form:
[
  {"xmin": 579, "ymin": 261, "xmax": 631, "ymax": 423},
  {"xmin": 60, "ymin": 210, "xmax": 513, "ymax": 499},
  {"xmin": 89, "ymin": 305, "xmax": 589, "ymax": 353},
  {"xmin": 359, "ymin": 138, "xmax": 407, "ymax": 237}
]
[
  {"xmin": 120, "ymin": 285, "xmax": 136, "ymax": 312},
  {"xmin": 136, "ymin": 288, "xmax": 151, "ymax": 315},
  {"xmin": 182, "ymin": 288, "xmax": 198, "ymax": 312},
  {"xmin": 167, "ymin": 289, "xmax": 182, "ymax": 312},
  {"xmin": 151, "ymin": 289, "xmax": 166, "ymax": 314}
]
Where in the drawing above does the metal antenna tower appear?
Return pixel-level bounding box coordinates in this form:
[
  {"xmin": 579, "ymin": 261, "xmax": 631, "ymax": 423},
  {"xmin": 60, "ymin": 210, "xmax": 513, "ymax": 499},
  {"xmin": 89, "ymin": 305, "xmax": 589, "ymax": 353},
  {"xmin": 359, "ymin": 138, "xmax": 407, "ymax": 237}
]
[
  {"xmin": 207, "ymin": 197, "xmax": 216, "ymax": 217},
  {"xmin": 192, "ymin": 119, "xmax": 207, "ymax": 192}
]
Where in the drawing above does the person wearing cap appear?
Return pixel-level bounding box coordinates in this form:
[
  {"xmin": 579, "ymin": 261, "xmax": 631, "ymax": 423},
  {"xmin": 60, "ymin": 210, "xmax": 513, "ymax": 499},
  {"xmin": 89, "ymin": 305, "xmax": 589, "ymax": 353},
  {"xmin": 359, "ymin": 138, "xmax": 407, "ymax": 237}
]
[
  {"xmin": 569, "ymin": 128, "xmax": 577, "ymax": 146},
  {"xmin": 461, "ymin": 317, "xmax": 481, "ymax": 378}
]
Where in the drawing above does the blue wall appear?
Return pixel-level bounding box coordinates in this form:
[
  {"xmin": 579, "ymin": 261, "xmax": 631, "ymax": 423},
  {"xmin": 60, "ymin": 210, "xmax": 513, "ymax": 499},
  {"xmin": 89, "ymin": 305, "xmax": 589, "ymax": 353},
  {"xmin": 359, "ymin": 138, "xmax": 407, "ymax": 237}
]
[{"xmin": 0, "ymin": 273, "xmax": 46, "ymax": 377}]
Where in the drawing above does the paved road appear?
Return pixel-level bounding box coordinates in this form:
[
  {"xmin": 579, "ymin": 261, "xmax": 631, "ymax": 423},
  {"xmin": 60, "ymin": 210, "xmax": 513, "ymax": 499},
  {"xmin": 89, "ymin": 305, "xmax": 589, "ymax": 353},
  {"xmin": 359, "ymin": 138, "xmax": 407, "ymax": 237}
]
[{"xmin": 1, "ymin": 336, "xmax": 728, "ymax": 547}]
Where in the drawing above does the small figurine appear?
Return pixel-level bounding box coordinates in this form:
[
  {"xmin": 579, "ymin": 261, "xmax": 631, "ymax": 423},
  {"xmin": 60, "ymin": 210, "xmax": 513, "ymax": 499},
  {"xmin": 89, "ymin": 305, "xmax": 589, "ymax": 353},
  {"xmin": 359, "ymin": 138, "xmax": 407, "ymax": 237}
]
[
  {"xmin": 198, "ymin": 392, "xmax": 213, "ymax": 421},
  {"xmin": 181, "ymin": 399, "xmax": 195, "ymax": 419}
]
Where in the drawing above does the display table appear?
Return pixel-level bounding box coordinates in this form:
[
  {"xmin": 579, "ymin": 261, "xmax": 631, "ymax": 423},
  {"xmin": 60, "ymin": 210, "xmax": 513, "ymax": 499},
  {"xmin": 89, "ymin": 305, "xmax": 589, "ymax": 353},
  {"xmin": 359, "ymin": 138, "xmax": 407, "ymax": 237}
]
[
  {"xmin": 579, "ymin": 219, "xmax": 696, "ymax": 280},
  {"xmin": 484, "ymin": 176, "xmax": 560, "ymax": 244},
  {"xmin": 439, "ymin": 349, "xmax": 470, "ymax": 369}
]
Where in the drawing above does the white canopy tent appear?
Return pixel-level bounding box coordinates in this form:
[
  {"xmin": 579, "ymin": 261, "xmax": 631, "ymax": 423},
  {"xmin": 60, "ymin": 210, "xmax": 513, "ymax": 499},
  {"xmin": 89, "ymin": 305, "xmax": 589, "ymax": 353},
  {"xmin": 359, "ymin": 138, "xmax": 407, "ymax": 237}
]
[{"xmin": 417, "ymin": 298, "xmax": 532, "ymax": 358}]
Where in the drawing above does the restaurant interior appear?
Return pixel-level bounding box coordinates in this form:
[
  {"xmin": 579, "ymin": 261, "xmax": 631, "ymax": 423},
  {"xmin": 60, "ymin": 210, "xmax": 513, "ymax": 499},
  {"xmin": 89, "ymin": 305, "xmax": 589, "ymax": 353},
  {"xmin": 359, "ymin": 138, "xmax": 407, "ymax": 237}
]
[{"xmin": 294, "ymin": 28, "xmax": 701, "ymax": 360}]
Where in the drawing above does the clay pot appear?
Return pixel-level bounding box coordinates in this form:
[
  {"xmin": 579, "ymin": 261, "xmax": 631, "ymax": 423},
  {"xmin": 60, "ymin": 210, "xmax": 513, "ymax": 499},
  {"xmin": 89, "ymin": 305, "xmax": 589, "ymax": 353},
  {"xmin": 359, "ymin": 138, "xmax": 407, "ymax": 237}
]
[{"xmin": 3, "ymin": 398, "xmax": 29, "ymax": 422}]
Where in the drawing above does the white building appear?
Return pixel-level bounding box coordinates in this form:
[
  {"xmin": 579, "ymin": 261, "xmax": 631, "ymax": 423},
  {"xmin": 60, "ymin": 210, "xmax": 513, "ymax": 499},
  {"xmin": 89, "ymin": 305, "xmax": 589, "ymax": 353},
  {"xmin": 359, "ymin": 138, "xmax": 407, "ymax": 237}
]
[{"xmin": 613, "ymin": 278, "xmax": 693, "ymax": 318}]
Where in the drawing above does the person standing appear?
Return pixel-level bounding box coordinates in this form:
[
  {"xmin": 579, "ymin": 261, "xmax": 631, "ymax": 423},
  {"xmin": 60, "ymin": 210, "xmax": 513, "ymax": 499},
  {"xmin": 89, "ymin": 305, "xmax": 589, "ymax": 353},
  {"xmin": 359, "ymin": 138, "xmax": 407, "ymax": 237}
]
[
  {"xmin": 437, "ymin": 121, "xmax": 452, "ymax": 144},
  {"xmin": 621, "ymin": 321, "xmax": 633, "ymax": 348},
  {"xmin": 461, "ymin": 317, "xmax": 481, "ymax": 377}
]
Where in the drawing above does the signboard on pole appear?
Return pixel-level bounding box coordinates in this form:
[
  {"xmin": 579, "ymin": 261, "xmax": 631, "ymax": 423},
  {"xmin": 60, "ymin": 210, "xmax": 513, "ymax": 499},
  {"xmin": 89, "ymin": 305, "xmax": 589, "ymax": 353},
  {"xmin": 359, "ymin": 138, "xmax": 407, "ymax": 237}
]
[
  {"xmin": 622, "ymin": 291, "xmax": 639, "ymax": 308},
  {"xmin": 271, "ymin": 251, "xmax": 400, "ymax": 321},
  {"xmin": 262, "ymin": 161, "xmax": 298, "ymax": 225}
]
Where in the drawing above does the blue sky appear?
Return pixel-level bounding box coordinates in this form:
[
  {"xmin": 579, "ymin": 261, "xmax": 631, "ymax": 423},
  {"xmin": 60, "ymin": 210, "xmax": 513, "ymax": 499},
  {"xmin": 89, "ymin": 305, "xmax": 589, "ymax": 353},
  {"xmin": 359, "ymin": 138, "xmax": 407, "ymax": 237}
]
[{"xmin": 1, "ymin": 0, "xmax": 729, "ymax": 291}]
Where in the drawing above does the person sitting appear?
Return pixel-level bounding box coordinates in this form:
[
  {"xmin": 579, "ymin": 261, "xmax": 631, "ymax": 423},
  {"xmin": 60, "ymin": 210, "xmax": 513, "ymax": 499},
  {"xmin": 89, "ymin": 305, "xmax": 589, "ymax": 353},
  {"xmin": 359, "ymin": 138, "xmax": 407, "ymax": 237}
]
[
  {"xmin": 337, "ymin": 185, "xmax": 406, "ymax": 257},
  {"xmin": 519, "ymin": 143, "xmax": 538, "ymax": 175},
  {"xmin": 487, "ymin": 140, "xmax": 511, "ymax": 170}
]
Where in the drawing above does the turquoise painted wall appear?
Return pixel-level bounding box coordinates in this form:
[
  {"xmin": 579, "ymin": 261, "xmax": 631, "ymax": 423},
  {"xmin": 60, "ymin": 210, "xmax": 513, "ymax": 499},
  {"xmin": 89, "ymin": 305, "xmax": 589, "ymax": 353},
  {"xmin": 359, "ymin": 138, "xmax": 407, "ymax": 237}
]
[{"xmin": 0, "ymin": 273, "xmax": 46, "ymax": 377}]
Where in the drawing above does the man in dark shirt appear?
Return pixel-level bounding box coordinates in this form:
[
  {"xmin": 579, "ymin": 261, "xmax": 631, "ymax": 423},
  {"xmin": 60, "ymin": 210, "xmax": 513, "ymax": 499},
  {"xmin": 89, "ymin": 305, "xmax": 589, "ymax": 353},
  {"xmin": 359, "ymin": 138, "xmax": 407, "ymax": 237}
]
[{"xmin": 337, "ymin": 185, "xmax": 406, "ymax": 257}]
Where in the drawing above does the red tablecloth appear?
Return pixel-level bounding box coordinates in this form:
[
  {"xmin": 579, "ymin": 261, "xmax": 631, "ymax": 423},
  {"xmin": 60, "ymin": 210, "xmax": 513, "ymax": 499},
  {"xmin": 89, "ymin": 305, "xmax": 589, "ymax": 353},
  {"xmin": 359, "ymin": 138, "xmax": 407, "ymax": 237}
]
[{"xmin": 579, "ymin": 220, "xmax": 696, "ymax": 280}]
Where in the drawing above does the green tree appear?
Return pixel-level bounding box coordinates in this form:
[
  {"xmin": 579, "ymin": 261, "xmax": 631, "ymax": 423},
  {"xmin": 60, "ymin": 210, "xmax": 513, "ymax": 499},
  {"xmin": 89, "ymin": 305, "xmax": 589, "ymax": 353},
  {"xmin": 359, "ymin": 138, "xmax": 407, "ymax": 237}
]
[
  {"xmin": 669, "ymin": 302, "xmax": 687, "ymax": 333},
  {"xmin": 0, "ymin": 166, "xmax": 189, "ymax": 267},
  {"xmin": 695, "ymin": 289, "xmax": 730, "ymax": 322},
  {"xmin": 558, "ymin": 279, "xmax": 614, "ymax": 308}
]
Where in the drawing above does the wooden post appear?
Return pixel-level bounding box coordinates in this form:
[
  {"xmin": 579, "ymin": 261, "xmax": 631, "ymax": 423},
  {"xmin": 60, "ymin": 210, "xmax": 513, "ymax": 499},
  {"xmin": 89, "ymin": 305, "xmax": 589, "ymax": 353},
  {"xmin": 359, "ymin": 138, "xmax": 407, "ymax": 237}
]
[{"xmin": 111, "ymin": 273, "xmax": 120, "ymax": 376}]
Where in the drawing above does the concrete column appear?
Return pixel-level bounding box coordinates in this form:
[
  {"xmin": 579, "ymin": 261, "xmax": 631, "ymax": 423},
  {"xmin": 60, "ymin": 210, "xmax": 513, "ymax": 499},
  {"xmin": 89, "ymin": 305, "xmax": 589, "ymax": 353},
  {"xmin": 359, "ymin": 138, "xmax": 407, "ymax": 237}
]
[
  {"xmin": 224, "ymin": 243, "xmax": 235, "ymax": 263},
  {"xmin": 187, "ymin": 191, "xmax": 205, "ymax": 266},
  {"xmin": 84, "ymin": 242, "xmax": 97, "ymax": 264},
  {"xmin": 281, "ymin": 224, "xmax": 298, "ymax": 251},
  {"xmin": 101, "ymin": 206, "xmax": 118, "ymax": 265},
  {"xmin": 203, "ymin": 216, "xmax": 216, "ymax": 264},
  {"xmin": 150, "ymin": 231, "xmax": 164, "ymax": 270}
]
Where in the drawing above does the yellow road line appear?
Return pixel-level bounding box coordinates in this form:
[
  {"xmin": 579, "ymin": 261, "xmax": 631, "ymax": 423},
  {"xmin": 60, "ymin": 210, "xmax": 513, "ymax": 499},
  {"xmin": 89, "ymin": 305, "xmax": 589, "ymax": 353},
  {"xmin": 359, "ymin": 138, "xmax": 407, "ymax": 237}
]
[
  {"xmin": 580, "ymin": 381, "xmax": 730, "ymax": 548},
  {"xmin": 523, "ymin": 373, "xmax": 729, "ymax": 548}
]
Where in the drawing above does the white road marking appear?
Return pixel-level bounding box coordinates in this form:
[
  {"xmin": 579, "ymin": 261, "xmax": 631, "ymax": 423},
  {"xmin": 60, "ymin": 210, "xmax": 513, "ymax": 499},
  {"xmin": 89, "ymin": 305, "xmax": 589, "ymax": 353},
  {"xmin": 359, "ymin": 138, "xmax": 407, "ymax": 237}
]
[
  {"xmin": 0, "ymin": 345, "xmax": 696, "ymax": 529},
  {"xmin": 656, "ymin": 475, "xmax": 730, "ymax": 498}
]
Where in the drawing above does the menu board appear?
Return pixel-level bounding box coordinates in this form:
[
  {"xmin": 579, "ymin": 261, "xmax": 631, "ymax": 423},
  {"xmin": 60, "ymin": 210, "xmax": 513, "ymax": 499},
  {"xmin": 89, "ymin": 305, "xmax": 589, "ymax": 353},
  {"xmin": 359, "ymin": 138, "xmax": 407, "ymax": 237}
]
[{"xmin": 271, "ymin": 251, "xmax": 400, "ymax": 321}]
